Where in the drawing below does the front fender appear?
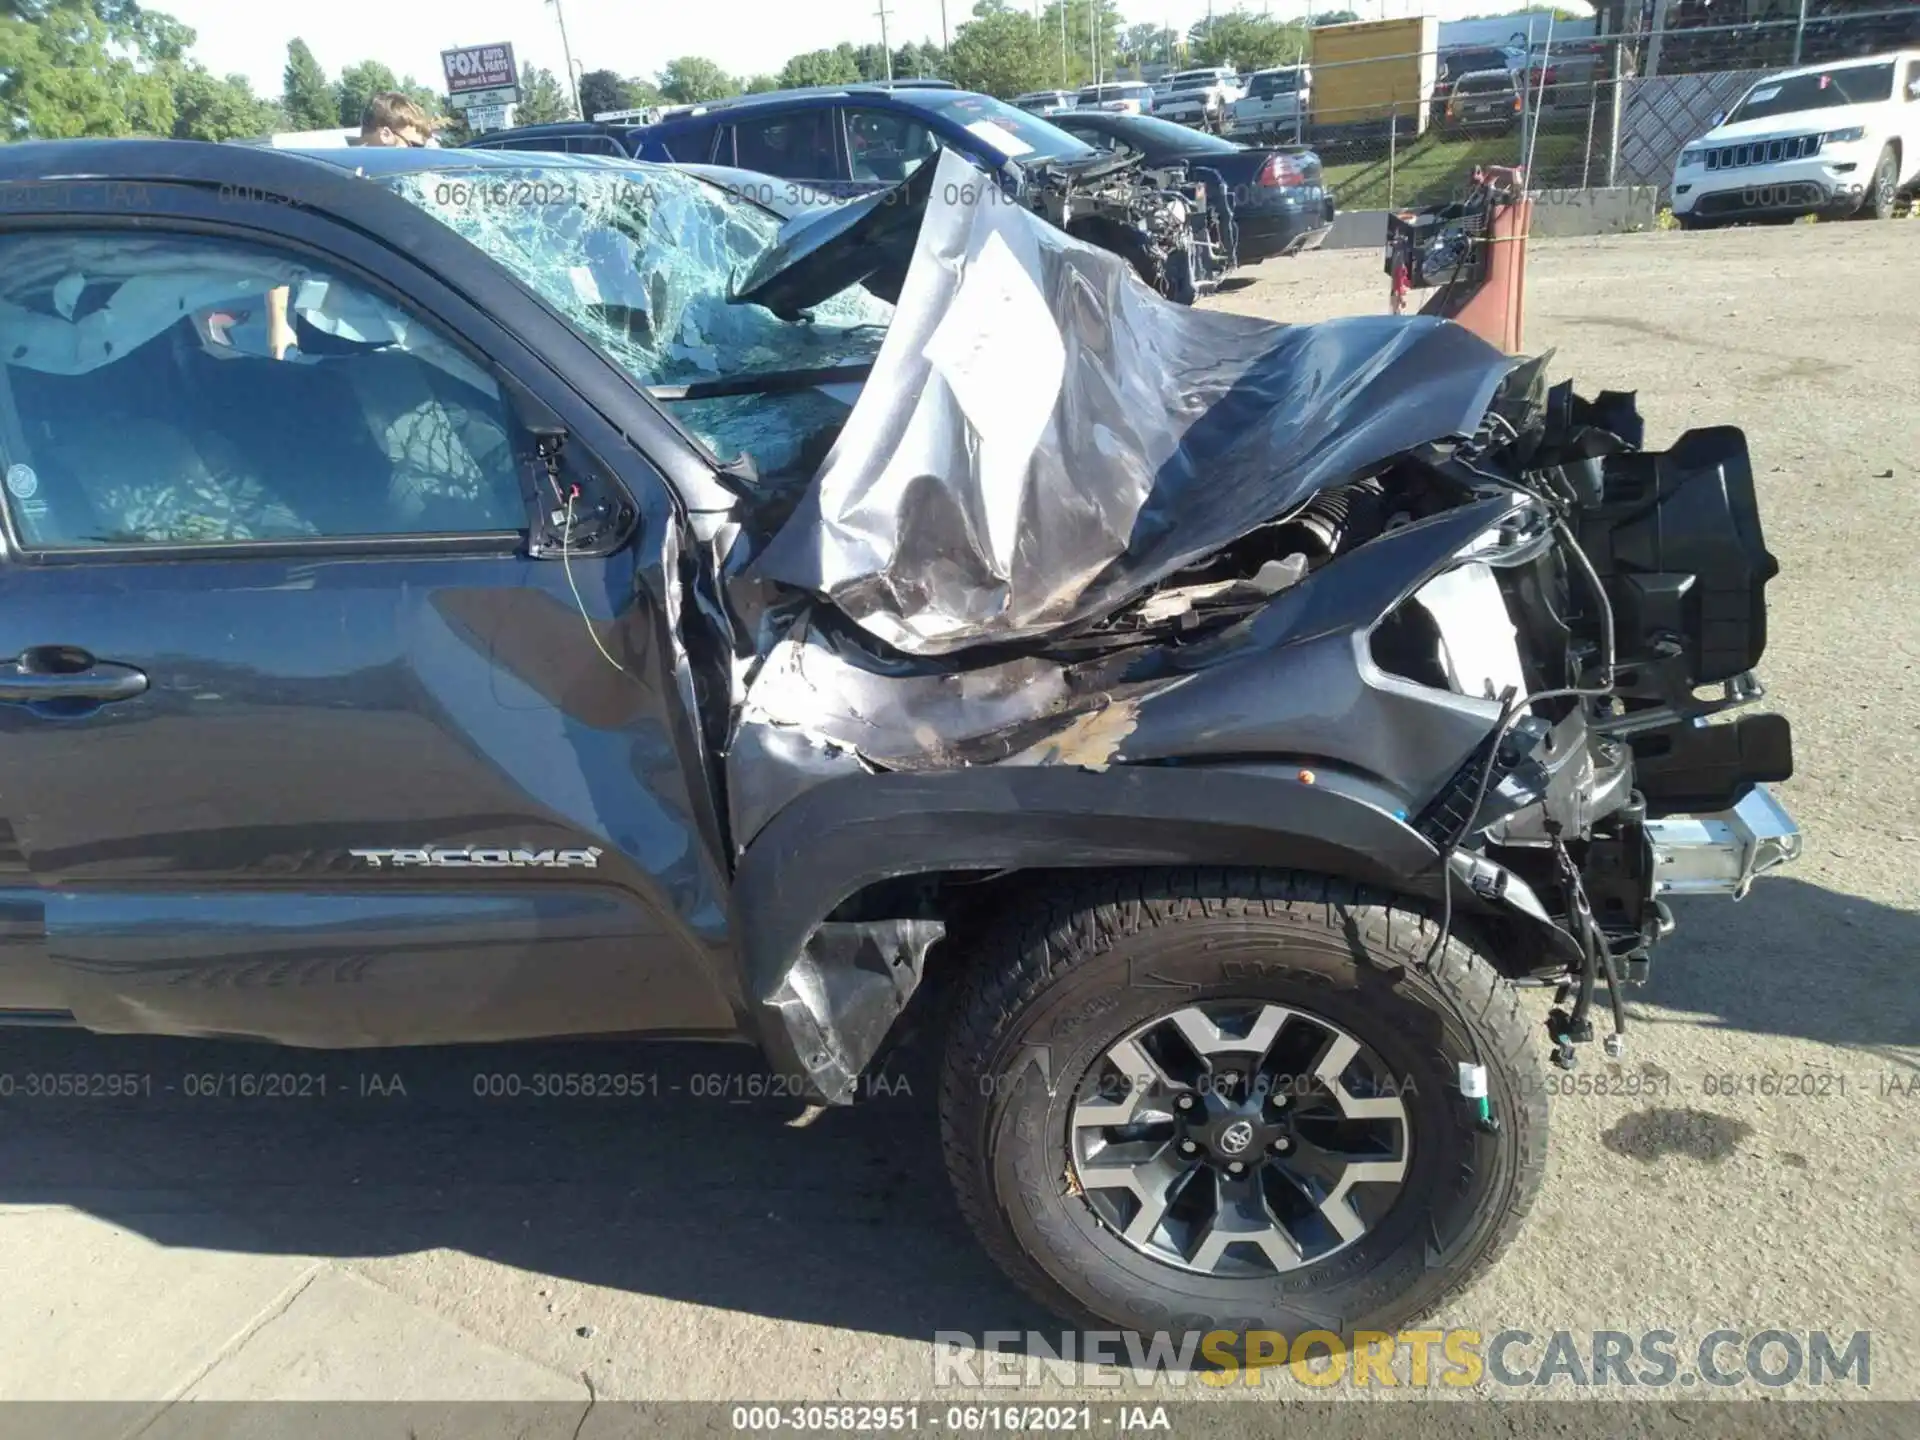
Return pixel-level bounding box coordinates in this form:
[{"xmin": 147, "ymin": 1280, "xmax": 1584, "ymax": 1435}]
[{"xmin": 733, "ymin": 762, "xmax": 1451, "ymax": 1102}]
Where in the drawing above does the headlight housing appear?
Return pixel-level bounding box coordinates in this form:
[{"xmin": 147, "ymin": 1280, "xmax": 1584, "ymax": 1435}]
[
  {"xmin": 1678, "ymin": 146, "xmax": 1705, "ymax": 167},
  {"xmin": 1824, "ymin": 126, "xmax": 1866, "ymax": 144}
]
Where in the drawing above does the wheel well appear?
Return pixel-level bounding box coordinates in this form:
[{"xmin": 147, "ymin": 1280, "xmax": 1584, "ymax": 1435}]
[{"xmin": 831, "ymin": 863, "xmax": 1554, "ymax": 1079}]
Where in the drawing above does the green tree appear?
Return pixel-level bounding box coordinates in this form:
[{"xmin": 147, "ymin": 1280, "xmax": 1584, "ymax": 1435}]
[
  {"xmin": 1190, "ymin": 11, "xmax": 1308, "ymax": 69},
  {"xmin": 578, "ymin": 67, "xmax": 635, "ymax": 117},
  {"xmin": 743, "ymin": 73, "xmax": 783, "ymax": 93},
  {"xmin": 779, "ymin": 47, "xmax": 861, "ymax": 88},
  {"xmin": 946, "ymin": 7, "xmax": 1053, "ymax": 97},
  {"xmin": 895, "ymin": 41, "xmax": 945, "ymax": 78},
  {"xmin": 657, "ymin": 55, "xmax": 739, "ymax": 103},
  {"xmin": 1119, "ymin": 22, "xmax": 1162, "ymax": 66},
  {"xmin": 1038, "ymin": 0, "xmax": 1124, "ymax": 88},
  {"xmin": 0, "ymin": 0, "xmax": 181, "ymax": 137},
  {"xmin": 1308, "ymin": 10, "xmax": 1360, "ymax": 25},
  {"xmin": 516, "ymin": 63, "xmax": 574, "ymax": 123},
  {"xmin": 280, "ymin": 37, "xmax": 334, "ymax": 129},
  {"xmin": 170, "ymin": 64, "xmax": 281, "ymax": 140},
  {"xmin": 333, "ymin": 58, "xmax": 398, "ymax": 127},
  {"xmin": 851, "ymin": 42, "xmax": 891, "ymax": 81}
]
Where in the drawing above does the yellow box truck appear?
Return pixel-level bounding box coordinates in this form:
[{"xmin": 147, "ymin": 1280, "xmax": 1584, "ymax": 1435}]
[{"xmin": 1309, "ymin": 15, "xmax": 1439, "ymax": 135}]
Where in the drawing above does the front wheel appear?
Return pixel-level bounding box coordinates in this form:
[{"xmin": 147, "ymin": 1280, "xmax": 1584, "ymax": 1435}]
[
  {"xmin": 939, "ymin": 871, "xmax": 1549, "ymax": 1340},
  {"xmin": 1857, "ymin": 144, "xmax": 1899, "ymax": 219}
]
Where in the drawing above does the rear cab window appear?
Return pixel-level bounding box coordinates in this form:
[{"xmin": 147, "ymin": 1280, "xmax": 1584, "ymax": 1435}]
[{"xmin": 1457, "ymin": 71, "xmax": 1519, "ymax": 95}]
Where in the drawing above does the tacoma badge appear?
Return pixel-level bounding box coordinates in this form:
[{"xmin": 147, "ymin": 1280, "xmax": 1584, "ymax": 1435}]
[{"xmin": 348, "ymin": 847, "xmax": 604, "ymax": 869}]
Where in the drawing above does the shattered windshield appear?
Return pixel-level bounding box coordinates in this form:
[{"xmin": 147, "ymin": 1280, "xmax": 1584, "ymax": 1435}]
[{"xmin": 380, "ymin": 161, "xmax": 894, "ymax": 474}]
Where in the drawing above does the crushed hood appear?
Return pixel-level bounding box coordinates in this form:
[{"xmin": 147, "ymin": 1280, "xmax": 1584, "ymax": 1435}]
[{"xmin": 746, "ymin": 148, "xmax": 1521, "ymax": 656}]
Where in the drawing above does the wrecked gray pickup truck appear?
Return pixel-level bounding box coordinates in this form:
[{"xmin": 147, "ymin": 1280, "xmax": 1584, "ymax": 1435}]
[{"xmin": 0, "ymin": 141, "xmax": 1799, "ymax": 1339}]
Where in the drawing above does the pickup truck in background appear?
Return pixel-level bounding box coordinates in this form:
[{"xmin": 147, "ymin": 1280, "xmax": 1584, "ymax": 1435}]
[
  {"xmin": 1155, "ymin": 67, "xmax": 1246, "ymax": 132},
  {"xmin": 1231, "ymin": 65, "xmax": 1312, "ymax": 141}
]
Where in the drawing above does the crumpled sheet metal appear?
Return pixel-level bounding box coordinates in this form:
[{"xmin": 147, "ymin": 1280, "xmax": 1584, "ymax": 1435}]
[{"xmin": 749, "ymin": 148, "xmax": 1521, "ymax": 656}]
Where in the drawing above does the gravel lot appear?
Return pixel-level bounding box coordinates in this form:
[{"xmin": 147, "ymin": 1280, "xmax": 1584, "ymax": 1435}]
[{"xmin": 2, "ymin": 223, "xmax": 1915, "ymax": 1416}]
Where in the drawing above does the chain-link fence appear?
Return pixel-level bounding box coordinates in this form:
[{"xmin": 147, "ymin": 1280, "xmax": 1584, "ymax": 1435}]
[{"xmin": 1193, "ymin": 5, "xmax": 1920, "ymax": 212}]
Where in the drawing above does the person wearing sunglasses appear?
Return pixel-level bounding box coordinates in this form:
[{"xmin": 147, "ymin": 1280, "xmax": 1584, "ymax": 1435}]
[{"xmin": 358, "ymin": 91, "xmax": 440, "ymax": 149}]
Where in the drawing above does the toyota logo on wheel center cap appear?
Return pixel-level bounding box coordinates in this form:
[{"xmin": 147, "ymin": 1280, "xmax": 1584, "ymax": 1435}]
[{"xmin": 1218, "ymin": 1120, "xmax": 1255, "ymax": 1155}]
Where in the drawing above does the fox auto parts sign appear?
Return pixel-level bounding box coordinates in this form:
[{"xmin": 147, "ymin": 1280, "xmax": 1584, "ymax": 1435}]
[{"xmin": 441, "ymin": 43, "xmax": 518, "ymax": 110}]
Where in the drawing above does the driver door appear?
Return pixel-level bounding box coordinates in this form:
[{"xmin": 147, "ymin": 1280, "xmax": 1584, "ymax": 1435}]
[{"xmin": 0, "ymin": 184, "xmax": 737, "ymax": 1046}]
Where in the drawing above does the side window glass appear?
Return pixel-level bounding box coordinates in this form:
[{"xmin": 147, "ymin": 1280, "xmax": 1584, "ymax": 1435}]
[
  {"xmin": 1907, "ymin": 60, "xmax": 1920, "ymax": 99},
  {"xmin": 665, "ymin": 121, "xmax": 721, "ymax": 162},
  {"xmin": 731, "ymin": 109, "xmax": 840, "ymax": 180},
  {"xmin": 843, "ymin": 107, "xmax": 942, "ymax": 183},
  {"xmin": 0, "ymin": 231, "xmax": 527, "ymax": 550}
]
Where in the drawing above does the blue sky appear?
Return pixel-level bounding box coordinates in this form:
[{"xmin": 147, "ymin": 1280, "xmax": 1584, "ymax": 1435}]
[{"xmin": 150, "ymin": 0, "xmax": 1573, "ymax": 102}]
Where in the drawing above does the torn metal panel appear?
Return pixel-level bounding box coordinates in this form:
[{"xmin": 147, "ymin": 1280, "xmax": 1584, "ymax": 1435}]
[
  {"xmin": 748, "ymin": 148, "xmax": 1521, "ymax": 657},
  {"xmin": 764, "ymin": 918, "xmax": 945, "ymax": 1106}
]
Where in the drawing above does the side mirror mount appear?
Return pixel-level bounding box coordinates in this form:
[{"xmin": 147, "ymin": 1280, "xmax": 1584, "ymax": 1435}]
[
  {"xmin": 1708, "ymin": 109, "xmax": 1726, "ymax": 128},
  {"xmin": 500, "ymin": 373, "xmax": 632, "ymax": 557}
]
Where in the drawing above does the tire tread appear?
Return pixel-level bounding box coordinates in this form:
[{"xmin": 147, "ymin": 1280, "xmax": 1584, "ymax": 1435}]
[{"xmin": 937, "ymin": 868, "xmax": 1550, "ymax": 1335}]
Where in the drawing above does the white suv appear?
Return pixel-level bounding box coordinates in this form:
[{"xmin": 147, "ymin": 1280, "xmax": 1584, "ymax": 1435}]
[
  {"xmin": 1155, "ymin": 68, "xmax": 1245, "ymax": 132},
  {"xmin": 1671, "ymin": 50, "xmax": 1920, "ymax": 226}
]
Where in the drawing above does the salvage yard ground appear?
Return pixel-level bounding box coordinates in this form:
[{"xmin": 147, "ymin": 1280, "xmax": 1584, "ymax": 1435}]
[{"xmin": 0, "ymin": 223, "xmax": 1915, "ymax": 1420}]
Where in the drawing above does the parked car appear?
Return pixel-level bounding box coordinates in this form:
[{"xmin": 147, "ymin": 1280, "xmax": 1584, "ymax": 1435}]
[
  {"xmin": 1011, "ymin": 89, "xmax": 1078, "ymax": 115},
  {"xmin": 1231, "ymin": 65, "xmax": 1312, "ymax": 141},
  {"xmin": 1075, "ymin": 81, "xmax": 1157, "ymax": 115},
  {"xmin": 624, "ymin": 85, "xmax": 1238, "ymax": 300},
  {"xmin": 1155, "ymin": 67, "xmax": 1247, "ymax": 132},
  {"xmin": 1523, "ymin": 39, "xmax": 1607, "ymax": 123},
  {"xmin": 1443, "ymin": 68, "xmax": 1526, "ymax": 132},
  {"xmin": 1047, "ymin": 109, "xmax": 1335, "ymax": 260},
  {"xmin": 1433, "ymin": 44, "xmax": 1527, "ymax": 125},
  {"xmin": 1671, "ymin": 50, "xmax": 1920, "ymax": 226},
  {"xmin": 0, "ymin": 135, "xmax": 1797, "ymax": 1344}
]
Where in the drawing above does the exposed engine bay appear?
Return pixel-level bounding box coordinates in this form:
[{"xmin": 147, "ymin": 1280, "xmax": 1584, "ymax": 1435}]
[
  {"xmin": 1024, "ymin": 152, "xmax": 1235, "ymax": 303},
  {"xmin": 670, "ymin": 150, "xmax": 1803, "ymax": 1102}
]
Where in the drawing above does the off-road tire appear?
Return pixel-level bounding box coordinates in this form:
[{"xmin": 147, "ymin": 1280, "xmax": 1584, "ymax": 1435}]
[{"xmin": 938, "ymin": 869, "xmax": 1549, "ymax": 1340}]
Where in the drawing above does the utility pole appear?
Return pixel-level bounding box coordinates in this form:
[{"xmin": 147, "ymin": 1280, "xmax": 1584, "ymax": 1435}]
[
  {"xmin": 1061, "ymin": 1, "xmax": 1070, "ymax": 86},
  {"xmin": 941, "ymin": 0, "xmax": 950, "ymax": 56},
  {"xmin": 876, "ymin": 0, "xmax": 895, "ymax": 82},
  {"xmin": 546, "ymin": 0, "xmax": 580, "ymax": 118},
  {"xmin": 1091, "ymin": 0, "xmax": 1099, "ymax": 86}
]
